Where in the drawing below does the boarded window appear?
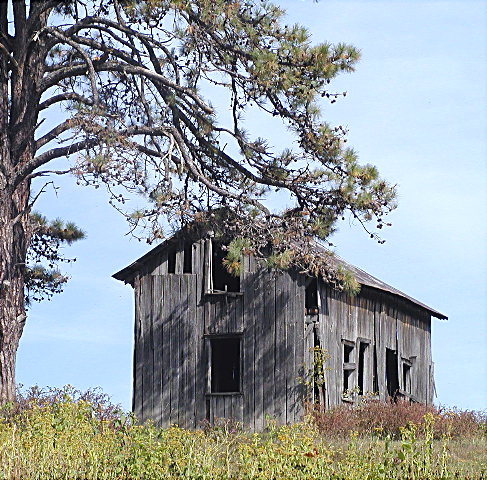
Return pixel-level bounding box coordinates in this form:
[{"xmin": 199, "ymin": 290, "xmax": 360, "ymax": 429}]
[
  {"xmin": 183, "ymin": 242, "xmax": 193, "ymax": 274},
  {"xmin": 210, "ymin": 337, "xmax": 241, "ymax": 393},
  {"xmin": 305, "ymin": 277, "xmax": 319, "ymax": 315},
  {"xmin": 386, "ymin": 348, "xmax": 399, "ymax": 398},
  {"xmin": 211, "ymin": 242, "xmax": 240, "ymax": 292}
]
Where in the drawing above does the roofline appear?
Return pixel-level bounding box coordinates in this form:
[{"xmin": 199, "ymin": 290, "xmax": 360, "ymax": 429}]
[{"xmin": 113, "ymin": 234, "xmax": 448, "ymax": 320}]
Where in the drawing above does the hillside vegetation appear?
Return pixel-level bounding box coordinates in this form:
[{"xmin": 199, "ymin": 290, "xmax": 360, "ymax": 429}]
[{"xmin": 0, "ymin": 387, "xmax": 485, "ymax": 480}]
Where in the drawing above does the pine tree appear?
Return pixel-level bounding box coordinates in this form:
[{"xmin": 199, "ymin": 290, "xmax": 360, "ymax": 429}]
[{"xmin": 0, "ymin": 0, "xmax": 396, "ymax": 402}]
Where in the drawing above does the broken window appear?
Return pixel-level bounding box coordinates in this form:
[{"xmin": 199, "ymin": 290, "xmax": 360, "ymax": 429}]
[
  {"xmin": 183, "ymin": 242, "xmax": 193, "ymax": 274},
  {"xmin": 372, "ymin": 345, "xmax": 379, "ymax": 394},
  {"xmin": 342, "ymin": 340, "xmax": 355, "ymax": 395},
  {"xmin": 210, "ymin": 336, "xmax": 241, "ymax": 393},
  {"xmin": 167, "ymin": 249, "xmax": 176, "ymax": 274},
  {"xmin": 402, "ymin": 359, "xmax": 412, "ymax": 394},
  {"xmin": 343, "ymin": 342, "xmax": 354, "ymax": 363},
  {"xmin": 386, "ymin": 348, "xmax": 399, "ymax": 398},
  {"xmin": 211, "ymin": 242, "xmax": 240, "ymax": 292},
  {"xmin": 357, "ymin": 342, "xmax": 368, "ymax": 395},
  {"xmin": 305, "ymin": 277, "xmax": 319, "ymax": 315}
]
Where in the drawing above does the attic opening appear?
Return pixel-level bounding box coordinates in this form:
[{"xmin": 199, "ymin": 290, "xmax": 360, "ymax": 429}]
[
  {"xmin": 167, "ymin": 249, "xmax": 176, "ymax": 274},
  {"xmin": 183, "ymin": 242, "xmax": 193, "ymax": 274},
  {"xmin": 211, "ymin": 242, "xmax": 240, "ymax": 292},
  {"xmin": 305, "ymin": 277, "xmax": 319, "ymax": 315},
  {"xmin": 386, "ymin": 348, "xmax": 399, "ymax": 398},
  {"xmin": 209, "ymin": 336, "xmax": 241, "ymax": 393}
]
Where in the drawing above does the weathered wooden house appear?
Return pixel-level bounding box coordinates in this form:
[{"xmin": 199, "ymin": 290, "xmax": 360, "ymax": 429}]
[{"xmin": 114, "ymin": 228, "xmax": 446, "ymax": 430}]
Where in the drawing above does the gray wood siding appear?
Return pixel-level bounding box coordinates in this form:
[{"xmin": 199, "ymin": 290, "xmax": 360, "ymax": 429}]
[{"xmin": 132, "ymin": 243, "xmax": 434, "ymax": 430}]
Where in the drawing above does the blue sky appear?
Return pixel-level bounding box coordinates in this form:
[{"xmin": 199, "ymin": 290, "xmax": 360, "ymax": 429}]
[{"xmin": 17, "ymin": 1, "xmax": 486, "ymax": 412}]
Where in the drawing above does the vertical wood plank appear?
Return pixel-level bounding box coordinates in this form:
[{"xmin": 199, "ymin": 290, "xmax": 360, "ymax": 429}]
[
  {"xmin": 133, "ymin": 276, "xmax": 143, "ymax": 421},
  {"xmin": 160, "ymin": 275, "xmax": 171, "ymax": 427},
  {"xmin": 242, "ymin": 269, "xmax": 255, "ymax": 429},
  {"xmin": 152, "ymin": 275, "xmax": 163, "ymax": 426},
  {"xmin": 274, "ymin": 272, "xmax": 286, "ymax": 424},
  {"xmin": 253, "ymin": 266, "xmax": 265, "ymax": 430},
  {"xmin": 142, "ymin": 276, "xmax": 154, "ymax": 423},
  {"xmin": 263, "ymin": 271, "xmax": 275, "ymax": 421}
]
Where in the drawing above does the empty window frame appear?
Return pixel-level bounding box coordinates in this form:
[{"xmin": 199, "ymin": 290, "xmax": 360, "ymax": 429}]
[
  {"xmin": 342, "ymin": 340, "xmax": 355, "ymax": 394},
  {"xmin": 209, "ymin": 336, "xmax": 241, "ymax": 393},
  {"xmin": 372, "ymin": 345, "xmax": 379, "ymax": 394},
  {"xmin": 211, "ymin": 241, "xmax": 240, "ymax": 293},
  {"xmin": 402, "ymin": 358, "xmax": 413, "ymax": 394},
  {"xmin": 385, "ymin": 348, "xmax": 399, "ymax": 398},
  {"xmin": 183, "ymin": 242, "xmax": 193, "ymax": 274},
  {"xmin": 357, "ymin": 341, "xmax": 369, "ymax": 395},
  {"xmin": 167, "ymin": 248, "xmax": 176, "ymax": 274},
  {"xmin": 305, "ymin": 277, "xmax": 319, "ymax": 315}
]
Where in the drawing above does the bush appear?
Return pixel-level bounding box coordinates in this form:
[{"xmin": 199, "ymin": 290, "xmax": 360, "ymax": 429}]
[
  {"xmin": 0, "ymin": 387, "xmax": 485, "ymax": 479},
  {"xmin": 309, "ymin": 398, "xmax": 486, "ymax": 439}
]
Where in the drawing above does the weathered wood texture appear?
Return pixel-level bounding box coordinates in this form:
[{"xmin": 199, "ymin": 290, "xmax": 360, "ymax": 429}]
[
  {"xmin": 316, "ymin": 285, "xmax": 433, "ymax": 407},
  {"xmin": 132, "ymin": 238, "xmax": 434, "ymax": 430}
]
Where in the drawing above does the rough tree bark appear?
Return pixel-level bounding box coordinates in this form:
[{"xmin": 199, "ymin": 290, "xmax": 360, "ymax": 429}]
[
  {"xmin": 0, "ymin": 185, "xmax": 29, "ymax": 402},
  {"xmin": 0, "ymin": 1, "xmax": 45, "ymax": 402}
]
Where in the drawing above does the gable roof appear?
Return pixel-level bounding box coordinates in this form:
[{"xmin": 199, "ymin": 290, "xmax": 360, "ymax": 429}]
[{"xmin": 113, "ymin": 231, "xmax": 447, "ymax": 320}]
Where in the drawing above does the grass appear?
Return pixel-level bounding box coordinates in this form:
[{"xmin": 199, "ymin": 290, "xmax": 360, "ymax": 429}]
[{"xmin": 0, "ymin": 386, "xmax": 485, "ymax": 479}]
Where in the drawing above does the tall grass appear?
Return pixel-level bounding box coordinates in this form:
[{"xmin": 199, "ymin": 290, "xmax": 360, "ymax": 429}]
[{"xmin": 0, "ymin": 387, "xmax": 485, "ymax": 479}]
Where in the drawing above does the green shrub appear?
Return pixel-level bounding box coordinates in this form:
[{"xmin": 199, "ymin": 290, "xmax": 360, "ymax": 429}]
[{"xmin": 0, "ymin": 387, "xmax": 485, "ymax": 479}]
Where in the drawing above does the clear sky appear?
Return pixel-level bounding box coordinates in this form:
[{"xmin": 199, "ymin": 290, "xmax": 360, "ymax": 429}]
[{"xmin": 17, "ymin": 1, "xmax": 486, "ymax": 412}]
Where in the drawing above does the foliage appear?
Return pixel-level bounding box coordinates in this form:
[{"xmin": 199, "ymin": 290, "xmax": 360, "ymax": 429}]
[
  {"xmin": 0, "ymin": 389, "xmax": 485, "ymax": 479},
  {"xmin": 310, "ymin": 398, "xmax": 487, "ymax": 440},
  {"xmin": 2, "ymin": 0, "xmax": 397, "ymax": 295},
  {"xmin": 25, "ymin": 213, "xmax": 85, "ymax": 303},
  {"xmin": 221, "ymin": 237, "xmax": 252, "ymax": 276}
]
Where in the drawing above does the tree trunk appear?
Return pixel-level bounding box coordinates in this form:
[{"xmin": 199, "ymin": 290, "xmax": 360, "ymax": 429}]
[{"xmin": 0, "ymin": 180, "xmax": 30, "ymax": 403}]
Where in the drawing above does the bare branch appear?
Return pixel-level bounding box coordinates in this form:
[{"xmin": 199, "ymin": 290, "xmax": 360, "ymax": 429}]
[
  {"xmin": 44, "ymin": 27, "xmax": 100, "ymax": 104},
  {"xmin": 20, "ymin": 138, "xmax": 99, "ymax": 182},
  {"xmin": 38, "ymin": 92, "xmax": 93, "ymax": 111},
  {"xmin": 34, "ymin": 117, "xmax": 81, "ymax": 151}
]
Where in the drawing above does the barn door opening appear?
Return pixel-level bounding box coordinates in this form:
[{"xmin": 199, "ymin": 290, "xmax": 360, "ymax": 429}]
[
  {"xmin": 312, "ymin": 324, "xmax": 326, "ymax": 409},
  {"xmin": 385, "ymin": 348, "xmax": 399, "ymax": 398}
]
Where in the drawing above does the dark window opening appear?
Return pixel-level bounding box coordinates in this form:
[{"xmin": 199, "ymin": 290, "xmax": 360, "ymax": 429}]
[
  {"xmin": 344, "ymin": 343, "xmax": 354, "ymax": 363},
  {"xmin": 313, "ymin": 326, "xmax": 325, "ymax": 406},
  {"xmin": 386, "ymin": 348, "xmax": 399, "ymax": 398},
  {"xmin": 403, "ymin": 362, "xmax": 411, "ymax": 394},
  {"xmin": 373, "ymin": 345, "xmax": 379, "ymax": 394},
  {"xmin": 342, "ymin": 341, "xmax": 355, "ymax": 395},
  {"xmin": 343, "ymin": 369, "xmax": 353, "ymax": 392},
  {"xmin": 183, "ymin": 242, "xmax": 193, "ymax": 274},
  {"xmin": 210, "ymin": 337, "xmax": 241, "ymax": 393},
  {"xmin": 167, "ymin": 249, "xmax": 176, "ymax": 274},
  {"xmin": 358, "ymin": 342, "xmax": 367, "ymax": 395},
  {"xmin": 305, "ymin": 277, "xmax": 319, "ymax": 315},
  {"xmin": 212, "ymin": 243, "xmax": 240, "ymax": 292}
]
